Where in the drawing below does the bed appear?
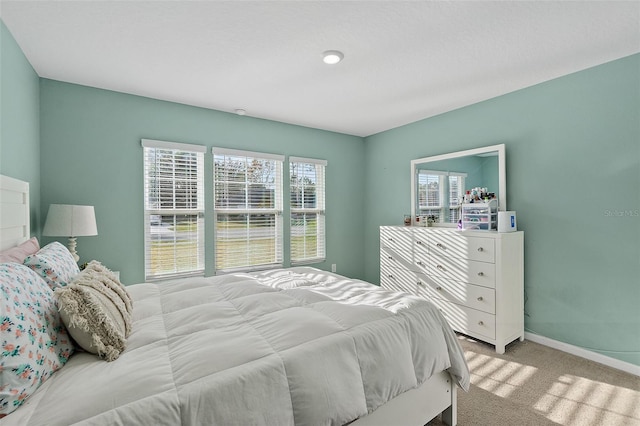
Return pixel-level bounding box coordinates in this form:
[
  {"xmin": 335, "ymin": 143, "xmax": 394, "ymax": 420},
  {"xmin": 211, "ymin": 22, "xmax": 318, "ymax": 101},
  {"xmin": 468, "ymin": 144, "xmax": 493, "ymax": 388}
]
[{"xmin": 0, "ymin": 174, "xmax": 469, "ymax": 426}]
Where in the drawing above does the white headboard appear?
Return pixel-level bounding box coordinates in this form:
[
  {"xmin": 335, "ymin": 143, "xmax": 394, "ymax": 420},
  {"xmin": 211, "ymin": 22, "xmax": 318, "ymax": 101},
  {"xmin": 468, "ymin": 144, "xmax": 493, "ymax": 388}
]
[{"xmin": 0, "ymin": 174, "xmax": 31, "ymax": 251}]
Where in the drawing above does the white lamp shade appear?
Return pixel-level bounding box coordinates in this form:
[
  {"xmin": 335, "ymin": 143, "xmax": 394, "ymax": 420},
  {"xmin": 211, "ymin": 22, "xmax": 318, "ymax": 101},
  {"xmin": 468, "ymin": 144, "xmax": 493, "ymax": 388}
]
[{"xmin": 43, "ymin": 204, "xmax": 98, "ymax": 237}]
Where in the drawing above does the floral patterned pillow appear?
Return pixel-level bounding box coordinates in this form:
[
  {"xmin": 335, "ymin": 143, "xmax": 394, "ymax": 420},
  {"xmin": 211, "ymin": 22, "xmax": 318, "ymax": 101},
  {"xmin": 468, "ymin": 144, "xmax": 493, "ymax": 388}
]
[
  {"xmin": 0, "ymin": 262, "xmax": 74, "ymax": 417},
  {"xmin": 23, "ymin": 242, "xmax": 80, "ymax": 289}
]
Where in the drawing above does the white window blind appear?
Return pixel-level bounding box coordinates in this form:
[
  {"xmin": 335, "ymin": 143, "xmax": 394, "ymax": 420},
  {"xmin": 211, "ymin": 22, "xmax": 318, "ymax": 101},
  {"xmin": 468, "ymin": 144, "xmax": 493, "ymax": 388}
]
[
  {"xmin": 448, "ymin": 173, "xmax": 465, "ymax": 222},
  {"xmin": 142, "ymin": 139, "xmax": 205, "ymax": 281},
  {"xmin": 290, "ymin": 157, "xmax": 326, "ymax": 264},
  {"xmin": 417, "ymin": 170, "xmax": 466, "ymax": 223},
  {"xmin": 418, "ymin": 170, "xmax": 445, "ymax": 221},
  {"xmin": 213, "ymin": 148, "xmax": 284, "ymax": 272}
]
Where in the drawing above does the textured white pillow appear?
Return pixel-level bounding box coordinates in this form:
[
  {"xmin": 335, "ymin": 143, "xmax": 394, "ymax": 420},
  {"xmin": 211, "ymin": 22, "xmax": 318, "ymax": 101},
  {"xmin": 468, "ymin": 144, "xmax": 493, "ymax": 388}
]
[{"xmin": 55, "ymin": 261, "xmax": 132, "ymax": 361}]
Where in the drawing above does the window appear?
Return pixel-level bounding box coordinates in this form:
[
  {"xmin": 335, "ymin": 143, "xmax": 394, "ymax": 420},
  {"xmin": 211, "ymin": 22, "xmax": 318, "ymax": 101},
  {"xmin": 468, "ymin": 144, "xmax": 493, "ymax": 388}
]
[
  {"xmin": 213, "ymin": 148, "xmax": 283, "ymax": 272},
  {"xmin": 417, "ymin": 170, "xmax": 444, "ymax": 221},
  {"xmin": 448, "ymin": 173, "xmax": 466, "ymax": 222},
  {"xmin": 290, "ymin": 157, "xmax": 326, "ymax": 264},
  {"xmin": 142, "ymin": 139, "xmax": 205, "ymax": 280},
  {"xmin": 417, "ymin": 170, "xmax": 465, "ymax": 224}
]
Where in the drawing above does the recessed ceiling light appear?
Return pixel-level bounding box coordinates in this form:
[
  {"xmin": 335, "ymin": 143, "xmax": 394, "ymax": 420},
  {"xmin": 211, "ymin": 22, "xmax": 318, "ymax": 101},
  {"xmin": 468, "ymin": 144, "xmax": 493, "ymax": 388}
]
[
  {"xmin": 235, "ymin": 109, "xmax": 246, "ymax": 116},
  {"xmin": 322, "ymin": 50, "xmax": 344, "ymax": 65}
]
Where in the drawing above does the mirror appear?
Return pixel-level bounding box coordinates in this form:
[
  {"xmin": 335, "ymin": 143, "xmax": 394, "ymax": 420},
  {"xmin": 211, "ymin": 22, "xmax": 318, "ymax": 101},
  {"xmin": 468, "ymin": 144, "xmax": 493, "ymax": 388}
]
[{"xmin": 410, "ymin": 144, "xmax": 506, "ymax": 226}]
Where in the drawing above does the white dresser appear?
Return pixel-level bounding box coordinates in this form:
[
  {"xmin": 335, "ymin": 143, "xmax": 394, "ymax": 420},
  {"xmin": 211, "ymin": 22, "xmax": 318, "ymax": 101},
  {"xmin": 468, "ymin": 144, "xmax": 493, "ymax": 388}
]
[{"xmin": 380, "ymin": 226, "xmax": 524, "ymax": 354}]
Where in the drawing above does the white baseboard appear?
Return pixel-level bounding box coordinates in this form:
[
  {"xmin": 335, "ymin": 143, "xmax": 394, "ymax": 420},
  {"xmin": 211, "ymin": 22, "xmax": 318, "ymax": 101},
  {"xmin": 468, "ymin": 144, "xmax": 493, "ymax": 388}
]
[{"xmin": 524, "ymin": 332, "xmax": 640, "ymax": 377}]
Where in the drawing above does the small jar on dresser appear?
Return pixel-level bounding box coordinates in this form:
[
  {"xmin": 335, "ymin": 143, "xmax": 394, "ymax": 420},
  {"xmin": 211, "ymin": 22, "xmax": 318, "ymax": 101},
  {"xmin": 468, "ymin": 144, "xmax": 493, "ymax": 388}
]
[{"xmin": 380, "ymin": 226, "xmax": 524, "ymax": 354}]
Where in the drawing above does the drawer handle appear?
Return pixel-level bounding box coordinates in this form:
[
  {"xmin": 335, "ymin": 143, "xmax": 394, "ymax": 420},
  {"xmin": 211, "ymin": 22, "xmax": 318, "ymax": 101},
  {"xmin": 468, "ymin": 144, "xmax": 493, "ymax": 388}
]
[
  {"xmin": 478, "ymin": 320, "xmax": 484, "ymax": 326},
  {"xmin": 387, "ymin": 274, "xmax": 393, "ymax": 278},
  {"xmin": 436, "ymin": 264, "xmax": 445, "ymax": 271},
  {"xmin": 388, "ymin": 238, "xmax": 394, "ymax": 242},
  {"xmin": 417, "ymin": 261, "xmax": 425, "ymax": 266},
  {"xmin": 417, "ymin": 281, "xmax": 425, "ymax": 287},
  {"xmin": 436, "ymin": 243, "xmax": 445, "ymax": 249},
  {"xmin": 436, "ymin": 286, "xmax": 443, "ymax": 291},
  {"xmin": 477, "ymin": 247, "xmax": 484, "ymax": 252},
  {"xmin": 477, "ymin": 296, "xmax": 484, "ymax": 301},
  {"xmin": 416, "ymin": 240, "xmax": 424, "ymax": 245},
  {"xmin": 387, "ymin": 256, "xmax": 393, "ymax": 260},
  {"xmin": 477, "ymin": 272, "xmax": 484, "ymax": 277}
]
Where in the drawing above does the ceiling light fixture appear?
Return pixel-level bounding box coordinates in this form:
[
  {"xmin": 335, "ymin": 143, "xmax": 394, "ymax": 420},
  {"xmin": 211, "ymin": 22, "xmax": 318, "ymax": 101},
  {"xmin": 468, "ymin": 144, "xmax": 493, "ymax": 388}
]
[
  {"xmin": 235, "ymin": 109, "xmax": 246, "ymax": 116},
  {"xmin": 322, "ymin": 50, "xmax": 344, "ymax": 65}
]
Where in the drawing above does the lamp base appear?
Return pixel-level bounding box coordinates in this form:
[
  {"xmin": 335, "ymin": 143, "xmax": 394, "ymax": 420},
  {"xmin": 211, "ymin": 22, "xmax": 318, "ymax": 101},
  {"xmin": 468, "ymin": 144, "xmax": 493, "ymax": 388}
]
[{"xmin": 67, "ymin": 237, "xmax": 80, "ymax": 263}]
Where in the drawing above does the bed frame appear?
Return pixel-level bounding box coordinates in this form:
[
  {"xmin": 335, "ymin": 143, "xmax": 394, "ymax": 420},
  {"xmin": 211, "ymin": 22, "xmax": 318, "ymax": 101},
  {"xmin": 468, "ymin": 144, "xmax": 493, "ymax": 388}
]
[
  {"xmin": 0, "ymin": 174, "xmax": 30, "ymax": 251},
  {"xmin": 353, "ymin": 370, "xmax": 457, "ymax": 426},
  {"xmin": 0, "ymin": 173, "xmax": 457, "ymax": 426}
]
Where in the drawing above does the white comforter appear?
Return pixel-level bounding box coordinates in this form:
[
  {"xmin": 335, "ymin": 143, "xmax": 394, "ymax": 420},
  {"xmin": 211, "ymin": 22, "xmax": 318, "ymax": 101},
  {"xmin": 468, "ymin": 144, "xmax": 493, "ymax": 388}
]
[{"xmin": 3, "ymin": 267, "xmax": 469, "ymax": 426}]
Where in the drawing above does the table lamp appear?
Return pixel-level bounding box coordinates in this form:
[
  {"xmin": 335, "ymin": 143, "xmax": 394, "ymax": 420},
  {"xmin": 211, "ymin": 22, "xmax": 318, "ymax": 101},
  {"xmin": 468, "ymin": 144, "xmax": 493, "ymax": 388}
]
[{"xmin": 42, "ymin": 204, "xmax": 98, "ymax": 262}]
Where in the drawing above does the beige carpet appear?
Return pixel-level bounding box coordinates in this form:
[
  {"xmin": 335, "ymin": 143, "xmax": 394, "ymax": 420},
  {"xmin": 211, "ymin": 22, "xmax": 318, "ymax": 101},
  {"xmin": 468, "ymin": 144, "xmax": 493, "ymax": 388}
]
[{"xmin": 428, "ymin": 336, "xmax": 640, "ymax": 426}]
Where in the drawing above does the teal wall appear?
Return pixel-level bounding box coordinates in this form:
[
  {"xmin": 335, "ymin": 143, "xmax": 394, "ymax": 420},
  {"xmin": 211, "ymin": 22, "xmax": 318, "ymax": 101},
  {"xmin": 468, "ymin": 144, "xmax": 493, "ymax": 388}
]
[
  {"xmin": 481, "ymin": 156, "xmax": 498, "ymax": 197},
  {"xmin": 39, "ymin": 79, "xmax": 365, "ymax": 284},
  {"xmin": 364, "ymin": 54, "xmax": 640, "ymax": 366},
  {"xmin": 0, "ymin": 21, "xmax": 41, "ymax": 234}
]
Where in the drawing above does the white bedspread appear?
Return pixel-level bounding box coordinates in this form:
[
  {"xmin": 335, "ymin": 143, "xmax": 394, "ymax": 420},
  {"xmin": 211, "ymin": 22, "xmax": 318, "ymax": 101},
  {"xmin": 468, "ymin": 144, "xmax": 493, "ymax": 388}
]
[{"xmin": 2, "ymin": 267, "xmax": 469, "ymax": 426}]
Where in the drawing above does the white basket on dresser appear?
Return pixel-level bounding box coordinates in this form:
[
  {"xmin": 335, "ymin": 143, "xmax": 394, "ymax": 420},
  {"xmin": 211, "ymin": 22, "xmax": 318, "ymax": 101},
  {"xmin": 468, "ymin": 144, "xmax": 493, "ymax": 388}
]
[{"xmin": 380, "ymin": 226, "xmax": 524, "ymax": 354}]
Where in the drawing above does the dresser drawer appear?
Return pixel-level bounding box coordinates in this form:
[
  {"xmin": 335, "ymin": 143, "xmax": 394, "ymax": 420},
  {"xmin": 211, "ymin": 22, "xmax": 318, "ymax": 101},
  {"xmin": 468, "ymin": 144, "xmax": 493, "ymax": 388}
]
[
  {"xmin": 427, "ymin": 231, "xmax": 495, "ymax": 263},
  {"xmin": 380, "ymin": 226, "xmax": 413, "ymax": 252},
  {"xmin": 415, "ymin": 273, "xmax": 496, "ymax": 314},
  {"xmin": 380, "ymin": 261, "xmax": 418, "ymax": 295},
  {"xmin": 382, "ymin": 247, "xmax": 413, "ymax": 274},
  {"xmin": 430, "ymin": 298, "xmax": 496, "ymax": 340},
  {"xmin": 412, "ymin": 228, "xmax": 430, "ymax": 249},
  {"xmin": 423, "ymin": 254, "xmax": 496, "ymax": 288}
]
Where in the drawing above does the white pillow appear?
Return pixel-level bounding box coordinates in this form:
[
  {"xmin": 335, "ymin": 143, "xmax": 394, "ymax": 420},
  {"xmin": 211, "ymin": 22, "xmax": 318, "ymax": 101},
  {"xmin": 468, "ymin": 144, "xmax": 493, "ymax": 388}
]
[{"xmin": 55, "ymin": 261, "xmax": 132, "ymax": 361}]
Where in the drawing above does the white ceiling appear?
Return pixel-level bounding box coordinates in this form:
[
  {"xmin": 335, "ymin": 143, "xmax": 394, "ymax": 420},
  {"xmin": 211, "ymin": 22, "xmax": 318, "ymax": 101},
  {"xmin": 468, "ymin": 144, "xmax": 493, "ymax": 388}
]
[{"xmin": 1, "ymin": 1, "xmax": 639, "ymax": 137}]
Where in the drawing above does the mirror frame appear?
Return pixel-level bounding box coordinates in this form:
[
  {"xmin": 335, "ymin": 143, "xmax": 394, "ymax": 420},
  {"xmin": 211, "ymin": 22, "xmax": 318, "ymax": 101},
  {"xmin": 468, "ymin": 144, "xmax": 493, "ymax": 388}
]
[{"xmin": 410, "ymin": 143, "xmax": 506, "ymax": 226}]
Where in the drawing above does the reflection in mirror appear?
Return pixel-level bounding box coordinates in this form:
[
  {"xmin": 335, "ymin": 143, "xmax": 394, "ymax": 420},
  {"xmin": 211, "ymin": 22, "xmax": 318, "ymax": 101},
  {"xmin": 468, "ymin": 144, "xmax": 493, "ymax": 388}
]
[{"xmin": 410, "ymin": 144, "xmax": 505, "ymax": 226}]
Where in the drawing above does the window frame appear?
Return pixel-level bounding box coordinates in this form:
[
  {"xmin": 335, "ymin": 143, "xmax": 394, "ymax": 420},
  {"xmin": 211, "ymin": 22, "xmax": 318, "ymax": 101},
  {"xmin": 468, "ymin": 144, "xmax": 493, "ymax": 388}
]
[
  {"xmin": 142, "ymin": 139, "xmax": 206, "ymax": 281},
  {"xmin": 212, "ymin": 147, "xmax": 284, "ymax": 273},
  {"xmin": 448, "ymin": 172, "xmax": 466, "ymax": 223},
  {"xmin": 289, "ymin": 156, "xmax": 327, "ymax": 265},
  {"xmin": 417, "ymin": 169, "xmax": 466, "ymax": 224}
]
